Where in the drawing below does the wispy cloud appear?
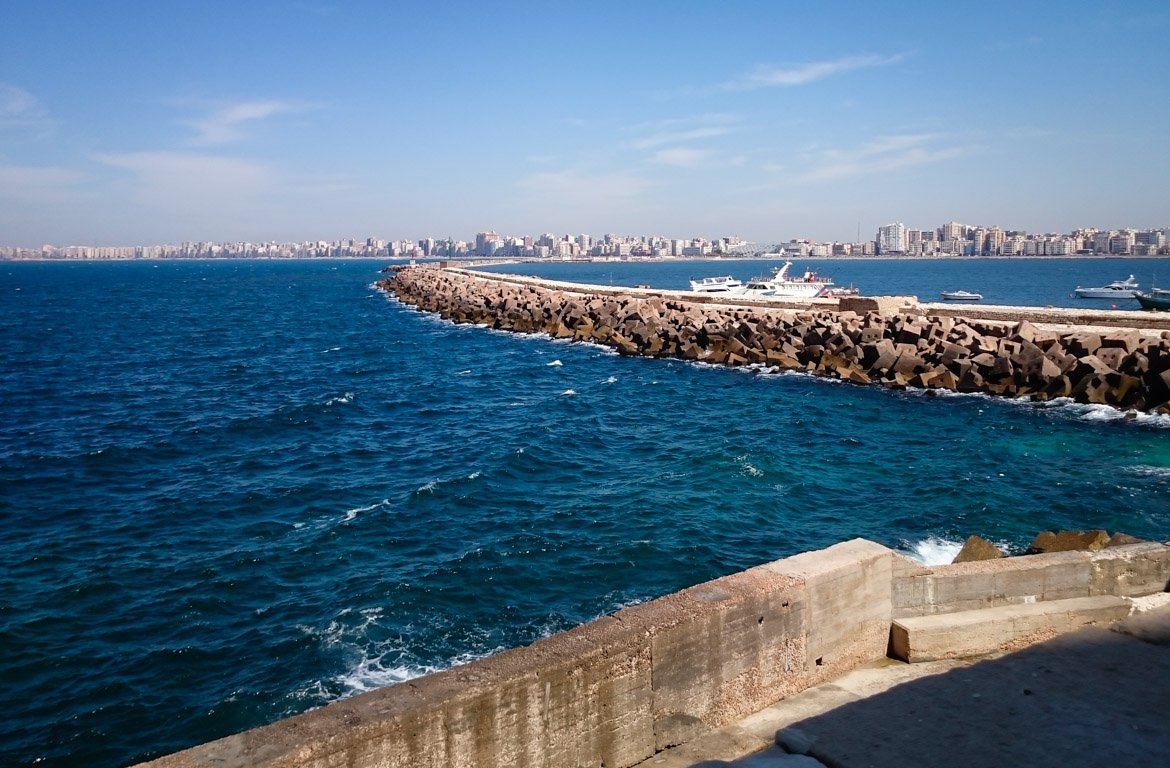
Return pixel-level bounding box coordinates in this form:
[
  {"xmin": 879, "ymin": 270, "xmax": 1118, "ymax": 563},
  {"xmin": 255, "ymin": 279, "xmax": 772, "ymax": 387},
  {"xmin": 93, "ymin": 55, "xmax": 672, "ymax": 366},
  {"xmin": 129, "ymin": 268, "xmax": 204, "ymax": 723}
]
[
  {"xmin": 721, "ymin": 53, "xmax": 909, "ymax": 91},
  {"xmin": 183, "ymin": 100, "xmax": 311, "ymax": 145},
  {"xmin": 632, "ymin": 126, "xmax": 733, "ymax": 151},
  {"xmin": 0, "ymin": 163, "xmax": 86, "ymax": 203},
  {"xmin": 0, "ymin": 83, "xmax": 54, "ymax": 137},
  {"xmin": 518, "ymin": 168, "xmax": 650, "ymax": 199},
  {"xmin": 94, "ymin": 150, "xmax": 276, "ymax": 210},
  {"xmin": 794, "ymin": 133, "xmax": 972, "ymax": 182},
  {"xmin": 650, "ymin": 147, "xmax": 709, "ymax": 167}
]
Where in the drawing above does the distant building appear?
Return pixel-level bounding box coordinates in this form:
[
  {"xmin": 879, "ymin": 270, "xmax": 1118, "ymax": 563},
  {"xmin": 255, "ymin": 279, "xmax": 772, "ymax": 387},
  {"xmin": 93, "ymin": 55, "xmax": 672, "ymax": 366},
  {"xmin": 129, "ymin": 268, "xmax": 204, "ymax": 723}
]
[{"xmin": 876, "ymin": 222, "xmax": 907, "ymax": 254}]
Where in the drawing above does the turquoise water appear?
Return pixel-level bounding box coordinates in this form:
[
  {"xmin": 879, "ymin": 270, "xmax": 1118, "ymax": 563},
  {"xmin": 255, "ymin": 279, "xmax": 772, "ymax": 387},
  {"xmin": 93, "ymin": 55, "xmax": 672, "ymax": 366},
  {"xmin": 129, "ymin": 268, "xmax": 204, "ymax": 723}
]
[{"xmin": 1, "ymin": 259, "xmax": 1168, "ymax": 767}]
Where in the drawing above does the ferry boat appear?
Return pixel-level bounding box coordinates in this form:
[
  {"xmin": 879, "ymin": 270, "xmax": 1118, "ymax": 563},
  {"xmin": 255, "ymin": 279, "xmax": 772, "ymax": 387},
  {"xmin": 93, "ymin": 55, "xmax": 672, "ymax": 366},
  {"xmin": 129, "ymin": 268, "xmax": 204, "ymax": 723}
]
[
  {"xmin": 739, "ymin": 261, "xmax": 833, "ymax": 299},
  {"xmin": 940, "ymin": 290, "xmax": 983, "ymax": 301},
  {"xmin": 688, "ymin": 275, "xmax": 743, "ymax": 293},
  {"xmin": 1073, "ymin": 275, "xmax": 1139, "ymax": 299}
]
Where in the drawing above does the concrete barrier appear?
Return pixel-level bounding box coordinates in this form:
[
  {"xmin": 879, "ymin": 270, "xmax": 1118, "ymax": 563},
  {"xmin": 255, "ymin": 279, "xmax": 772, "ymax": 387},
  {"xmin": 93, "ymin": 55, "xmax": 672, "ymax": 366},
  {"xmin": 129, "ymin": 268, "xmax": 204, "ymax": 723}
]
[{"xmin": 136, "ymin": 540, "xmax": 1169, "ymax": 768}]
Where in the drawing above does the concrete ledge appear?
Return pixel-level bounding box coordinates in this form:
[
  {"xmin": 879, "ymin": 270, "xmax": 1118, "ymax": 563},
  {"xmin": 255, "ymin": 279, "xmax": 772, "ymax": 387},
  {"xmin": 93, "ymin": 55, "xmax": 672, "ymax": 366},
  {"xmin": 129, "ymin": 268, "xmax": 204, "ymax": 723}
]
[{"xmin": 890, "ymin": 595, "xmax": 1132, "ymax": 662}]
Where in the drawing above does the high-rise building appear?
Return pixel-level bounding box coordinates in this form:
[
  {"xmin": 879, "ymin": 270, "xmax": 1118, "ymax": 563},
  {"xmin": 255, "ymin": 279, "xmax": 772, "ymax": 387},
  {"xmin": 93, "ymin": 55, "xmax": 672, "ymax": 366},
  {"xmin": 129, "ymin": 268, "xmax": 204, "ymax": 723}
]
[
  {"xmin": 940, "ymin": 221, "xmax": 966, "ymax": 242},
  {"xmin": 876, "ymin": 222, "xmax": 907, "ymax": 254}
]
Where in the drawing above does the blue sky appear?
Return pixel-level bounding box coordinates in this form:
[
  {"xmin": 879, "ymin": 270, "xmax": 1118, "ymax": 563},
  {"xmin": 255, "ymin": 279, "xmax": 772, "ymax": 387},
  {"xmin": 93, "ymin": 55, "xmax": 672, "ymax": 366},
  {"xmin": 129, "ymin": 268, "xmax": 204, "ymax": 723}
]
[{"xmin": 2, "ymin": 1, "xmax": 1168, "ymax": 247}]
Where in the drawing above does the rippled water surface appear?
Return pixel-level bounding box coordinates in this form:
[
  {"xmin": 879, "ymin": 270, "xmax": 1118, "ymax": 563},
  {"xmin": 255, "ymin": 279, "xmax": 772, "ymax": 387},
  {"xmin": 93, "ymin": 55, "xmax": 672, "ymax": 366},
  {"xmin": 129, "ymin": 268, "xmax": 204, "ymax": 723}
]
[{"xmin": 2, "ymin": 259, "xmax": 1168, "ymax": 767}]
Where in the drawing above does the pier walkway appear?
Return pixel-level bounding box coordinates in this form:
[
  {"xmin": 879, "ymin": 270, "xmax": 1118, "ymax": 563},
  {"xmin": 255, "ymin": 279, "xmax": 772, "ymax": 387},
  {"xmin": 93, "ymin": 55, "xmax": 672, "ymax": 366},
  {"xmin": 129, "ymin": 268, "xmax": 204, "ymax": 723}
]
[{"xmin": 640, "ymin": 599, "xmax": 1170, "ymax": 768}]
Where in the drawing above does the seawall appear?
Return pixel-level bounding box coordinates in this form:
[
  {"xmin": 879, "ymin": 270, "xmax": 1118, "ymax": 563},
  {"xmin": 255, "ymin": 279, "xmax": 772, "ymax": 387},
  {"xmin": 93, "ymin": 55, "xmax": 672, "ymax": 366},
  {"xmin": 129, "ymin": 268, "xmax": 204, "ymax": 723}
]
[
  {"xmin": 378, "ymin": 266, "xmax": 1170, "ymax": 412},
  {"xmin": 137, "ymin": 539, "xmax": 1170, "ymax": 768}
]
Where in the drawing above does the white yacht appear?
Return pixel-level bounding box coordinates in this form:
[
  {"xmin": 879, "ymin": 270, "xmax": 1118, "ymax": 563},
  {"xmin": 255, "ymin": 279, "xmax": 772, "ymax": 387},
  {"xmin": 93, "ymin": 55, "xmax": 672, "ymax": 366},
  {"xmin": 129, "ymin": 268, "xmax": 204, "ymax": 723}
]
[
  {"xmin": 688, "ymin": 275, "xmax": 743, "ymax": 293},
  {"xmin": 940, "ymin": 290, "xmax": 983, "ymax": 301},
  {"xmin": 739, "ymin": 261, "xmax": 832, "ymax": 299},
  {"xmin": 1073, "ymin": 275, "xmax": 1139, "ymax": 299}
]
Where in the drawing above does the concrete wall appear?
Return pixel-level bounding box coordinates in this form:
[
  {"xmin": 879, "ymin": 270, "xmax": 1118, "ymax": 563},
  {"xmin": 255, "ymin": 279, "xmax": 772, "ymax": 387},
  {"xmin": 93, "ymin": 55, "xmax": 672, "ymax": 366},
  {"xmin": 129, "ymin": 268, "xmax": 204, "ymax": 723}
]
[
  {"xmin": 893, "ymin": 542, "xmax": 1170, "ymax": 618},
  {"xmin": 138, "ymin": 539, "xmax": 1170, "ymax": 768}
]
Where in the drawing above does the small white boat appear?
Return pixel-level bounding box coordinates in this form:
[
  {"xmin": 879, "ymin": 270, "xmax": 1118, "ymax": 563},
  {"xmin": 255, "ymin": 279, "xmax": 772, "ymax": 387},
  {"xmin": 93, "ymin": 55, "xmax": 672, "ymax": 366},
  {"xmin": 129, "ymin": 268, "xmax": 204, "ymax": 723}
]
[
  {"xmin": 1073, "ymin": 275, "xmax": 1139, "ymax": 299},
  {"xmin": 688, "ymin": 275, "xmax": 743, "ymax": 293},
  {"xmin": 739, "ymin": 261, "xmax": 833, "ymax": 299},
  {"xmin": 940, "ymin": 290, "xmax": 983, "ymax": 301}
]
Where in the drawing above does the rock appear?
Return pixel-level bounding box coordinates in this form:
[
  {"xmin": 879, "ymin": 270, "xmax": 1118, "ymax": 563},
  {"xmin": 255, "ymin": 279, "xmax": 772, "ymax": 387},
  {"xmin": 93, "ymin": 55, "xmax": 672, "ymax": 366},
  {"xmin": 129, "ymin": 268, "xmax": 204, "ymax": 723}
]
[
  {"xmin": 952, "ymin": 535, "xmax": 1005, "ymax": 563},
  {"xmin": 1106, "ymin": 532, "xmax": 1145, "ymax": 547},
  {"xmin": 1025, "ymin": 529, "xmax": 1110, "ymax": 554}
]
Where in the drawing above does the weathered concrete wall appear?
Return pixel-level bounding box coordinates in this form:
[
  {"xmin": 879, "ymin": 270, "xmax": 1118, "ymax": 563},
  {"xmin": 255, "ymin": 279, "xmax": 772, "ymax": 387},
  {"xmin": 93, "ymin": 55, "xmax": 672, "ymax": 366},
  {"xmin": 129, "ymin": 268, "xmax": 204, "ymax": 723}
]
[
  {"xmin": 137, "ymin": 539, "xmax": 1169, "ymax": 768},
  {"xmin": 379, "ymin": 266, "xmax": 1170, "ymax": 412},
  {"xmin": 893, "ymin": 541, "xmax": 1170, "ymax": 618}
]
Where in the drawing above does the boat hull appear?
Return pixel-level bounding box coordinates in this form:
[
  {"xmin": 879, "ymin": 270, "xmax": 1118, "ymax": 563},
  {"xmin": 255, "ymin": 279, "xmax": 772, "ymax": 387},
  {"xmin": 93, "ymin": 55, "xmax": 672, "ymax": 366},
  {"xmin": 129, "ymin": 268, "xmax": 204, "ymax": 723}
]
[
  {"xmin": 1136, "ymin": 291, "xmax": 1170, "ymax": 311},
  {"xmin": 1074, "ymin": 288, "xmax": 1138, "ymax": 299}
]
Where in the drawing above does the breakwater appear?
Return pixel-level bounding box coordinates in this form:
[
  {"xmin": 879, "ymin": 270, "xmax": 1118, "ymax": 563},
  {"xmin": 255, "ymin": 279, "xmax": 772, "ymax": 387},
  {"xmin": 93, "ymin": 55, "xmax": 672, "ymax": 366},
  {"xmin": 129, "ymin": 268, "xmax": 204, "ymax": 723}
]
[{"xmin": 380, "ymin": 266, "xmax": 1170, "ymax": 412}]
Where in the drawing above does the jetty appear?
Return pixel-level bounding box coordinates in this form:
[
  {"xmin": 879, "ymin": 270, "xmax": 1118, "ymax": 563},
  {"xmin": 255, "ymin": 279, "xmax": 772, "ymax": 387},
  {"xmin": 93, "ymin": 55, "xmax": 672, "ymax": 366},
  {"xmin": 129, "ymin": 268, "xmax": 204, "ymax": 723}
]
[
  {"xmin": 378, "ymin": 265, "xmax": 1170, "ymax": 412},
  {"xmin": 135, "ymin": 266, "xmax": 1170, "ymax": 767}
]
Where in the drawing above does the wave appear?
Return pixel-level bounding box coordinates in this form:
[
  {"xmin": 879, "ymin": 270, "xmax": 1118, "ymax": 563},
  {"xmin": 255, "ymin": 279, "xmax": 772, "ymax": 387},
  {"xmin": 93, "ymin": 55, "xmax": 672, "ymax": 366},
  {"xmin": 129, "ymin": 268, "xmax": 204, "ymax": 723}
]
[
  {"xmin": 299, "ymin": 609, "xmax": 505, "ymax": 700},
  {"xmin": 561, "ymin": 389, "xmax": 577, "ymax": 396},
  {"xmin": 899, "ymin": 536, "xmax": 963, "ymax": 566},
  {"xmin": 413, "ymin": 470, "xmax": 484, "ymax": 495},
  {"xmin": 546, "ymin": 360, "xmax": 563, "ymax": 367},
  {"xmin": 1031, "ymin": 398, "xmax": 1170, "ymax": 427},
  {"xmin": 324, "ymin": 392, "xmax": 355, "ymax": 406},
  {"xmin": 1127, "ymin": 464, "xmax": 1170, "ymax": 478},
  {"xmin": 343, "ymin": 499, "xmax": 389, "ymax": 521}
]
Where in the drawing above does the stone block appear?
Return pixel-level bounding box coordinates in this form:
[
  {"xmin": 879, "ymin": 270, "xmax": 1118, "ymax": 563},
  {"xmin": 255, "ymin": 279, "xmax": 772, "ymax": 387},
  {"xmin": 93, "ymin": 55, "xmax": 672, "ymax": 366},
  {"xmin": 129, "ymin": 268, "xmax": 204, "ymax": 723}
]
[
  {"xmin": 1089, "ymin": 542, "xmax": 1170, "ymax": 596},
  {"xmin": 952, "ymin": 535, "xmax": 1004, "ymax": 563},
  {"xmin": 890, "ymin": 595, "xmax": 1132, "ymax": 662},
  {"xmin": 1027, "ymin": 530, "xmax": 1110, "ymax": 554}
]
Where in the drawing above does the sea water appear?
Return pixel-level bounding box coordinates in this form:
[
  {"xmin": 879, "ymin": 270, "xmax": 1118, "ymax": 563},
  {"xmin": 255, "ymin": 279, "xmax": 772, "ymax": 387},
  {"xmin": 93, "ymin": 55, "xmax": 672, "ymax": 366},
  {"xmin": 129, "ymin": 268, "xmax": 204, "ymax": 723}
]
[{"xmin": 2, "ymin": 259, "xmax": 1168, "ymax": 767}]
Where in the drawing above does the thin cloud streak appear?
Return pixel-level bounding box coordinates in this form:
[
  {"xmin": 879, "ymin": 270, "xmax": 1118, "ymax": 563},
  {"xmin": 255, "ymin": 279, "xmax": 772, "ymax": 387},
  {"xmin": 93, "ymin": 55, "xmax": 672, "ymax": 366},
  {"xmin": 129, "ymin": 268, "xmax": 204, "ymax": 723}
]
[
  {"xmin": 794, "ymin": 133, "xmax": 973, "ymax": 182},
  {"xmin": 631, "ymin": 126, "xmax": 732, "ymax": 151},
  {"xmin": 650, "ymin": 148, "xmax": 708, "ymax": 167},
  {"xmin": 722, "ymin": 52, "xmax": 909, "ymax": 91},
  {"xmin": 184, "ymin": 100, "xmax": 310, "ymax": 145}
]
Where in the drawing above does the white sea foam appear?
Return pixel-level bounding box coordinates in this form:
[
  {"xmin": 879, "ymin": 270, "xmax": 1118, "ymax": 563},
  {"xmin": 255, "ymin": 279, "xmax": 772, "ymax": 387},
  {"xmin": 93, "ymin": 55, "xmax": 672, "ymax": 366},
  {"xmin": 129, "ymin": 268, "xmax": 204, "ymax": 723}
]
[
  {"xmin": 321, "ymin": 346, "xmax": 341, "ymax": 353},
  {"xmin": 416, "ymin": 479, "xmax": 438, "ymax": 494},
  {"xmin": 901, "ymin": 536, "xmax": 964, "ymax": 566},
  {"xmin": 561, "ymin": 389, "xmax": 577, "ymax": 396},
  {"xmin": 546, "ymin": 359, "xmax": 563, "ymax": 367},
  {"xmin": 343, "ymin": 500, "xmax": 389, "ymax": 521},
  {"xmin": 331, "ymin": 643, "xmax": 503, "ymax": 699},
  {"xmin": 602, "ymin": 375, "xmax": 617, "ymax": 384},
  {"xmin": 1128, "ymin": 465, "xmax": 1170, "ymax": 478},
  {"xmin": 324, "ymin": 392, "xmax": 354, "ymax": 406},
  {"xmin": 456, "ymin": 369, "xmax": 472, "ymax": 375}
]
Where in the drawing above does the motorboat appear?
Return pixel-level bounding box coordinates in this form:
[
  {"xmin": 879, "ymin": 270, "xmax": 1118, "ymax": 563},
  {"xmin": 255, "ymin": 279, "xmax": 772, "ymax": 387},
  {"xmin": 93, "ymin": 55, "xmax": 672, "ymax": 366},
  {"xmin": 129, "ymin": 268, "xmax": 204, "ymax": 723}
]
[
  {"xmin": 1073, "ymin": 275, "xmax": 1139, "ymax": 299},
  {"xmin": 688, "ymin": 275, "xmax": 743, "ymax": 293},
  {"xmin": 1135, "ymin": 287, "xmax": 1170, "ymax": 311},
  {"xmin": 739, "ymin": 261, "xmax": 833, "ymax": 299},
  {"xmin": 940, "ymin": 290, "xmax": 983, "ymax": 301}
]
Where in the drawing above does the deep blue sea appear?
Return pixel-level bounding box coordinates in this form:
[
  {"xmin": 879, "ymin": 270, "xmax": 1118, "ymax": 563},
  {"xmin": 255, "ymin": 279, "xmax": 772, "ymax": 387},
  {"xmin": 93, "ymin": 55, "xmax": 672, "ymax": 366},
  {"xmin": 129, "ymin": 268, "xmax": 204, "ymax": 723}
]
[{"xmin": 2, "ymin": 258, "xmax": 1169, "ymax": 768}]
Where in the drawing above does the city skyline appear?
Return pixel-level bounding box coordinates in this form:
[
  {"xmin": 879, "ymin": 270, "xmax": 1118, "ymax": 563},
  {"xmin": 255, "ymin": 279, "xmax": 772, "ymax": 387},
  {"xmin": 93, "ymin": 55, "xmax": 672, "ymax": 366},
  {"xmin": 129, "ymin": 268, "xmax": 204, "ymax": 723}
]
[
  {"xmin": 6, "ymin": 218, "xmax": 1167, "ymax": 261},
  {"xmin": 3, "ymin": 2, "xmax": 1169, "ymax": 248}
]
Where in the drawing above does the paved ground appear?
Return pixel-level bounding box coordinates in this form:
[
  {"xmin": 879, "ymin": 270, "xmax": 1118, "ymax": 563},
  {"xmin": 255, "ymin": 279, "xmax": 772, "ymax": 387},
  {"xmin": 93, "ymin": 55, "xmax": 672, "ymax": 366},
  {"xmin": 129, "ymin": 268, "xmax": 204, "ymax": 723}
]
[{"xmin": 637, "ymin": 603, "xmax": 1170, "ymax": 768}]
